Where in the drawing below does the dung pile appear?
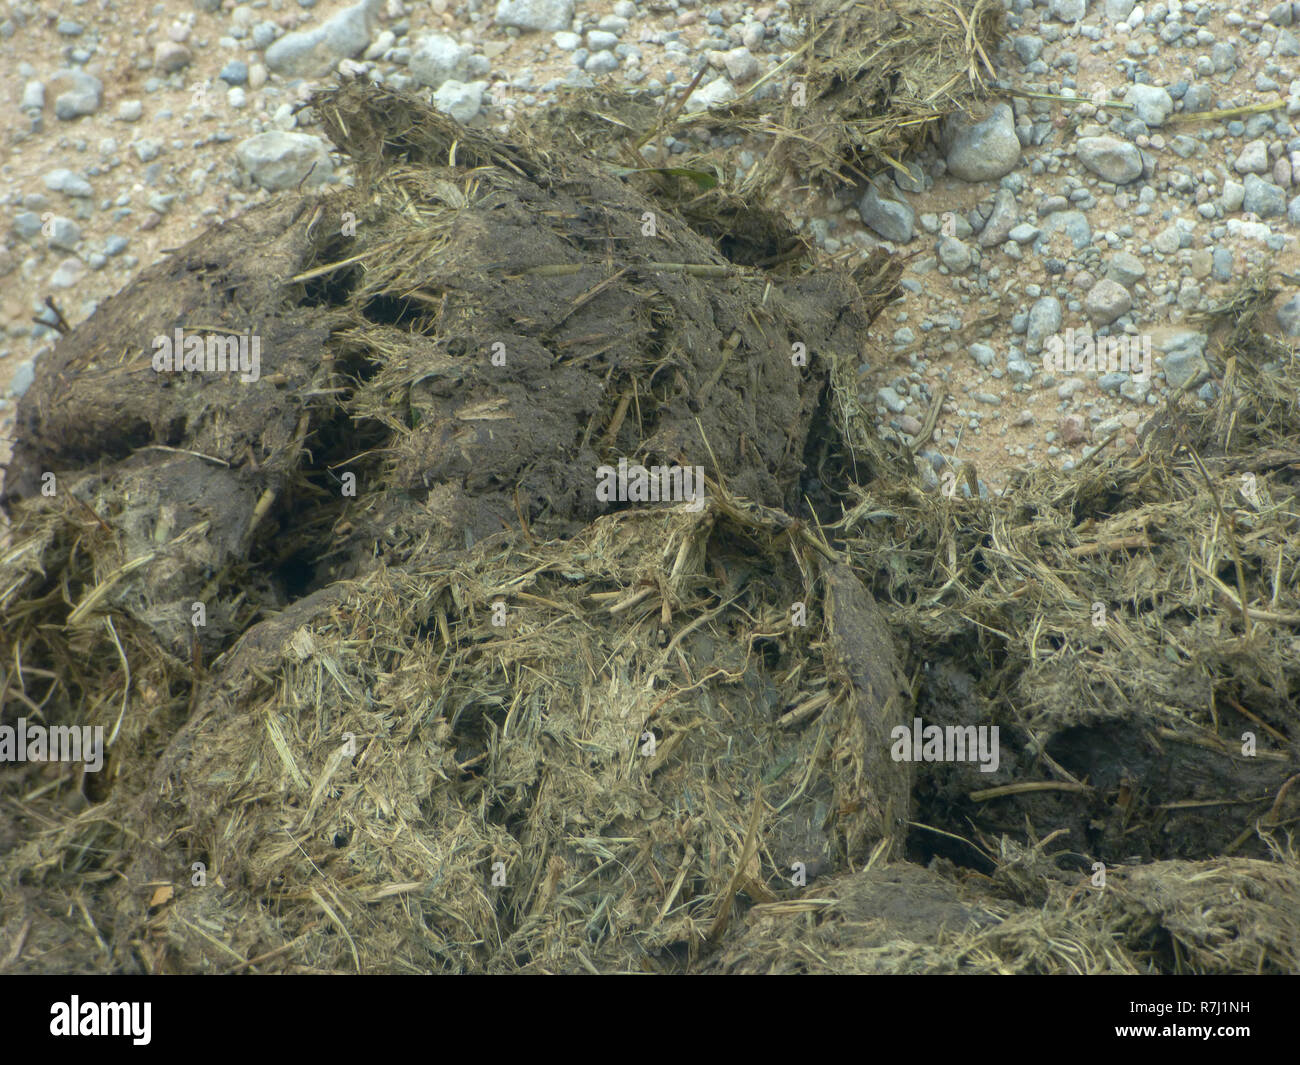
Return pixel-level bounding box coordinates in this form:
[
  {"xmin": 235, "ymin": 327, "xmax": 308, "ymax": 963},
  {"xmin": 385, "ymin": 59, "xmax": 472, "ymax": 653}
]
[
  {"xmin": 2, "ymin": 72, "xmax": 1298, "ymax": 975},
  {"xmin": 0, "ymin": 80, "xmax": 910, "ymax": 973}
]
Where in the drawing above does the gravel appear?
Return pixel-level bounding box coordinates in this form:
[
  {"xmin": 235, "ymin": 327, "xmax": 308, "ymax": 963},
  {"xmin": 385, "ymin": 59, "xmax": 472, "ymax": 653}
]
[
  {"xmin": 1084, "ymin": 279, "xmax": 1133, "ymax": 325},
  {"xmin": 52, "ymin": 70, "xmax": 103, "ymax": 120},
  {"xmin": 265, "ymin": 0, "xmax": 381, "ymax": 78},
  {"xmin": 44, "ymin": 169, "xmax": 93, "ymax": 197},
  {"xmin": 944, "ymin": 104, "xmax": 1021, "ymax": 182},
  {"xmin": 1075, "ymin": 136, "xmax": 1144, "ymax": 183},
  {"xmin": 584, "ymin": 50, "xmax": 619, "ymax": 73},
  {"xmin": 1277, "ymin": 293, "xmax": 1300, "ymax": 336},
  {"xmin": 409, "ymin": 33, "xmax": 472, "ymax": 89},
  {"xmin": 1026, "ymin": 296, "xmax": 1063, "ymax": 357},
  {"xmin": 20, "ymin": 80, "xmax": 44, "ymax": 111},
  {"xmin": 432, "ymin": 79, "xmax": 487, "ymax": 122},
  {"xmin": 937, "ymin": 235, "xmax": 974, "ymax": 271},
  {"xmin": 1126, "ymin": 83, "xmax": 1174, "ymax": 127},
  {"xmin": 495, "ymin": 0, "xmax": 575, "ymax": 32},
  {"xmin": 1243, "ymin": 174, "xmax": 1288, "ymax": 217},
  {"xmin": 45, "ymin": 216, "xmax": 82, "ymax": 251},
  {"xmin": 977, "ymin": 187, "xmax": 1019, "ymax": 248},
  {"xmin": 859, "ymin": 184, "xmax": 915, "ymax": 243},
  {"xmin": 220, "ymin": 61, "xmax": 250, "ymax": 86},
  {"xmin": 235, "ymin": 131, "xmax": 335, "ymax": 191},
  {"xmin": 1159, "ymin": 332, "xmax": 1210, "ymax": 390}
]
